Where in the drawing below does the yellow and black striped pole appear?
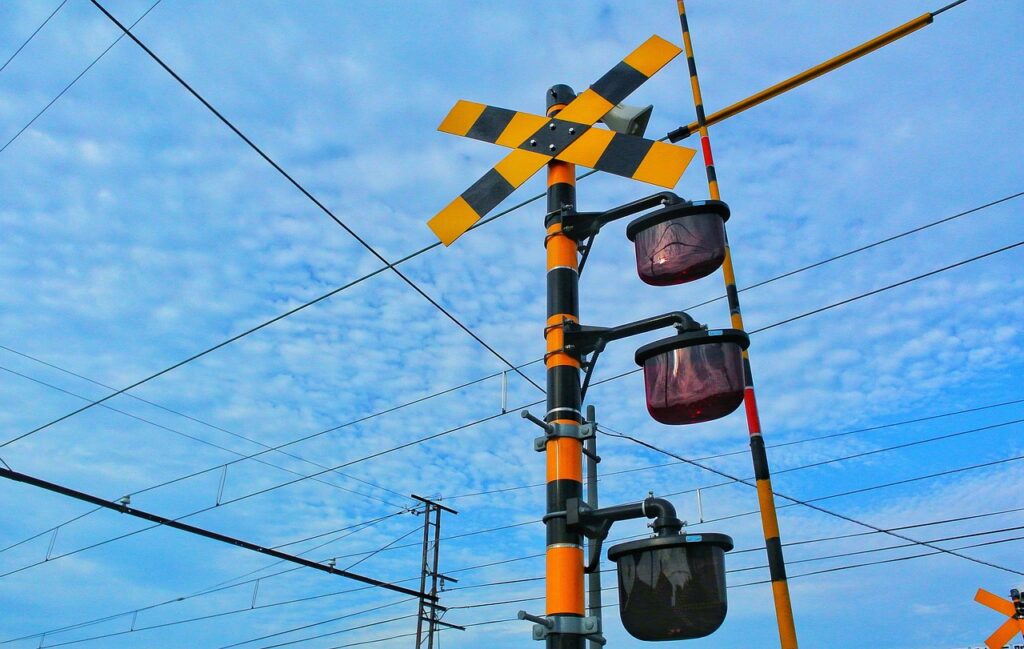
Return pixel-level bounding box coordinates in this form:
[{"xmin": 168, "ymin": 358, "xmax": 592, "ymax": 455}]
[
  {"xmin": 676, "ymin": 2, "xmax": 799, "ymax": 647},
  {"xmin": 544, "ymin": 84, "xmax": 586, "ymax": 649}
]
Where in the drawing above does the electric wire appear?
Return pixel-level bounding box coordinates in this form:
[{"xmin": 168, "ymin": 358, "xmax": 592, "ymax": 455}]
[
  {"xmin": 0, "ymin": 344, "xmax": 407, "ymax": 499},
  {"xmin": 286, "ymin": 428, "xmax": 1024, "ymax": 563},
  {"xmin": 3, "ymin": 202, "xmax": 1019, "ymax": 588},
  {"xmin": 0, "ymin": 364, "xmax": 406, "ymax": 508},
  {"xmin": 9, "ymin": 0, "xmax": 545, "ymax": 457},
  {"xmin": 14, "ymin": 504, "xmax": 1020, "ymax": 647},
  {"xmin": 749, "ymin": 239, "xmax": 1024, "ymax": 335},
  {"xmin": 442, "ymin": 396, "xmax": 1024, "ymax": 501},
  {"xmin": 598, "ymin": 423, "xmax": 1024, "ymax": 576},
  {"xmin": 0, "ymin": 0, "xmax": 69, "ymax": 75},
  {"xmin": 6, "ymin": 185, "xmax": 1016, "ymax": 554},
  {"xmin": 1, "ymin": 512, "xmax": 410, "ymax": 646},
  {"xmin": 442, "ymin": 534, "xmax": 1023, "ymax": 615},
  {"xmin": 437, "ymin": 525, "xmax": 1024, "ymax": 595},
  {"xmin": 0, "ymin": 0, "xmax": 162, "ymax": 155},
  {"xmin": 12, "ymin": 0, "xmax": 1002, "ymax": 454}
]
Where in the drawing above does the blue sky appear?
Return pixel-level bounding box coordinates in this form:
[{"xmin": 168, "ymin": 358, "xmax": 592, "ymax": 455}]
[{"xmin": 0, "ymin": 0, "xmax": 1021, "ymax": 647}]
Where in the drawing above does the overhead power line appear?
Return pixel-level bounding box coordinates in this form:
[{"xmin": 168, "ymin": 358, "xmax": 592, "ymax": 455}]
[
  {"xmin": 1, "ymin": 513, "xmax": 404, "ymax": 646},
  {"xmin": 0, "ymin": 364, "xmax": 406, "ymax": 508},
  {"xmin": 0, "ymin": 0, "xmax": 162, "ymax": 155},
  {"xmin": 0, "ymin": 465, "xmax": 428, "ymax": 598},
  {"xmin": 4, "ymin": 222, "xmax": 1019, "ymax": 583},
  {"xmin": 0, "ymin": 0, "xmax": 69, "ymax": 75},
  {"xmin": 598, "ymin": 423, "xmax": 1024, "ymax": 576},
  {"xmin": 4, "ymin": 189, "xmax": 1017, "ymax": 565},
  {"xmin": 9, "ymin": 0, "xmax": 540, "ymax": 456},
  {"xmin": 443, "ymin": 397, "xmax": 1024, "ymax": 501},
  {"xmin": 15, "ymin": 502, "xmax": 1020, "ymax": 647}
]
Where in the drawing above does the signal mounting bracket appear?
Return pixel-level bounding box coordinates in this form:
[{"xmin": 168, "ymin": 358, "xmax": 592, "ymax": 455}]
[
  {"xmin": 522, "ymin": 410, "xmax": 595, "ymax": 451},
  {"xmin": 517, "ymin": 611, "xmax": 606, "ymax": 645}
]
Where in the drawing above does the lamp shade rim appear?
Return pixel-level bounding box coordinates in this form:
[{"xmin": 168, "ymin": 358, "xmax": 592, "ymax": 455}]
[
  {"xmin": 634, "ymin": 329, "xmax": 750, "ymax": 366},
  {"xmin": 607, "ymin": 532, "xmax": 734, "ymax": 561},
  {"xmin": 625, "ymin": 199, "xmax": 730, "ymax": 241}
]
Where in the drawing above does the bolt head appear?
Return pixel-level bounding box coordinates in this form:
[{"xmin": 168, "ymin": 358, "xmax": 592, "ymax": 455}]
[
  {"xmin": 568, "ymin": 127, "xmax": 575, "ymax": 134},
  {"xmin": 548, "ymin": 144, "xmax": 556, "ymax": 151},
  {"xmin": 530, "ymin": 139, "xmax": 537, "ymax": 146},
  {"xmin": 549, "ymin": 123, "xmax": 556, "ymax": 130}
]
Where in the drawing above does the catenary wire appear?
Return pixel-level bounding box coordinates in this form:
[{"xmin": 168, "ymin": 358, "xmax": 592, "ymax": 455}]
[
  {"xmin": 14, "ymin": 503, "xmax": 1020, "ymax": 647},
  {"xmin": 0, "ymin": 0, "xmax": 162, "ymax": 155},
  {"xmin": 4, "ymin": 233, "xmax": 1021, "ymax": 580},
  {"xmin": 0, "ymin": 0, "xmax": 69, "ymax": 75},
  {"xmin": 3, "ymin": 203, "xmax": 1019, "ymax": 584},
  {"xmin": 7, "ymin": 188, "xmax": 1013, "ymax": 557},
  {"xmin": 0, "ymin": 344, "xmax": 406, "ymax": 500},
  {"xmin": 256, "ymin": 417, "xmax": 1024, "ymax": 563},
  {"xmin": 16, "ymin": 0, "xmax": 1009, "ymax": 451},
  {"xmin": 8, "ymin": 0, "xmax": 544, "ymax": 456},
  {"xmin": 598, "ymin": 422, "xmax": 1024, "ymax": 576},
  {"xmin": 438, "ymin": 526, "xmax": 1024, "ymax": 596},
  {"xmin": 0, "ymin": 364, "xmax": 406, "ymax": 508},
  {"xmin": 442, "ymin": 396, "xmax": 1024, "ymax": 500},
  {"xmin": 1, "ymin": 512, "xmax": 405, "ymax": 646}
]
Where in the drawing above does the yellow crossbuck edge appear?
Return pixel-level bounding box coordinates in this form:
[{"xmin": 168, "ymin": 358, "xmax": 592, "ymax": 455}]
[
  {"xmin": 427, "ymin": 35, "xmax": 697, "ymax": 246},
  {"xmin": 975, "ymin": 588, "xmax": 1024, "ymax": 649}
]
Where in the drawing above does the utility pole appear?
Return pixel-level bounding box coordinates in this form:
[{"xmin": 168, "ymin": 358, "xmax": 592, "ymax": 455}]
[
  {"xmin": 543, "ymin": 84, "xmax": 585, "ymax": 649},
  {"xmin": 412, "ymin": 494, "xmax": 460, "ymax": 649}
]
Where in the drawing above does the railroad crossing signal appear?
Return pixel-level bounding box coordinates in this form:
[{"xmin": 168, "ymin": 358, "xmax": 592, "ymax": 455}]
[
  {"xmin": 975, "ymin": 588, "xmax": 1024, "ymax": 649},
  {"xmin": 427, "ymin": 35, "xmax": 697, "ymax": 246}
]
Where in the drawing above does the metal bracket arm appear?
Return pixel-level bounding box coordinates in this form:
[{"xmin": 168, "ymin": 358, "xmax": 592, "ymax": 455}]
[
  {"xmin": 522, "ymin": 410, "xmax": 595, "ymax": 451},
  {"xmin": 562, "ymin": 311, "xmax": 703, "ymax": 359},
  {"xmin": 566, "ymin": 496, "xmax": 685, "ymax": 573},
  {"xmin": 557, "ymin": 192, "xmax": 683, "ymax": 242},
  {"xmin": 518, "ymin": 611, "xmax": 606, "ymax": 645}
]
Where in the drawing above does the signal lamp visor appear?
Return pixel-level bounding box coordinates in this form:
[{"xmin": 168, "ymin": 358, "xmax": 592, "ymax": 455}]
[
  {"xmin": 625, "ymin": 200, "xmax": 730, "ymax": 286},
  {"xmin": 634, "ymin": 329, "xmax": 749, "ymax": 425},
  {"xmin": 608, "ymin": 533, "xmax": 733, "ymax": 641}
]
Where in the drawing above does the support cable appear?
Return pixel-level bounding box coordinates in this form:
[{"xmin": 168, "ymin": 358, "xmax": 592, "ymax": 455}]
[
  {"xmin": 8, "ymin": 187, "xmax": 1014, "ymax": 553},
  {"xmin": 0, "ymin": 0, "xmax": 162, "ymax": 154},
  {"xmin": 0, "ymin": 345, "xmax": 406, "ymax": 498},
  {"xmin": 0, "ymin": 465, "xmax": 430, "ymax": 598},
  {"xmin": 11, "ymin": 503, "xmax": 1021, "ymax": 647},
  {"xmin": 3, "ymin": 236, "xmax": 1019, "ymax": 579},
  {"xmin": 597, "ymin": 423, "xmax": 1024, "ymax": 576},
  {"xmin": 442, "ymin": 398, "xmax": 1024, "ymax": 500},
  {"xmin": 81, "ymin": 0, "xmax": 540, "ymax": 407},
  {"xmin": 0, "ymin": 0, "xmax": 69, "ymax": 75},
  {"xmin": 0, "ymin": 364, "xmax": 406, "ymax": 508},
  {"xmin": 2, "ymin": 513, "xmax": 404, "ymax": 646}
]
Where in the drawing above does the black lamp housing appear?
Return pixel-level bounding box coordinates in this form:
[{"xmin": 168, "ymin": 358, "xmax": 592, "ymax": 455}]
[
  {"xmin": 625, "ymin": 199, "xmax": 730, "ymax": 286},
  {"xmin": 608, "ymin": 532, "xmax": 734, "ymax": 641},
  {"xmin": 634, "ymin": 328, "xmax": 750, "ymax": 425}
]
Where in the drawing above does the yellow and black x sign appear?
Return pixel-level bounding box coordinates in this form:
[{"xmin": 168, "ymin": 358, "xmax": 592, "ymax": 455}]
[
  {"xmin": 976, "ymin": 588, "xmax": 1024, "ymax": 649},
  {"xmin": 427, "ymin": 35, "xmax": 697, "ymax": 246}
]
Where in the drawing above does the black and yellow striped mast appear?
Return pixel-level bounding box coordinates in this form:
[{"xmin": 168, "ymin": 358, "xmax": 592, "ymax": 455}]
[
  {"xmin": 543, "ymin": 84, "xmax": 585, "ymax": 649},
  {"xmin": 675, "ymin": 2, "xmax": 798, "ymax": 647}
]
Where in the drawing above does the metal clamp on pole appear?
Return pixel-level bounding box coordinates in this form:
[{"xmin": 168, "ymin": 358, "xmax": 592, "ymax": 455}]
[
  {"xmin": 517, "ymin": 611, "xmax": 606, "ymax": 645},
  {"xmin": 521, "ymin": 410, "xmax": 595, "ymax": 451}
]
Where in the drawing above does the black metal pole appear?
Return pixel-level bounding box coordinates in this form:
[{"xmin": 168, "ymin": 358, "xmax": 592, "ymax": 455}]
[
  {"xmin": 427, "ymin": 504, "xmax": 442, "ymax": 649},
  {"xmin": 415, "ymin": 502, "xmax": 431, "ymax": 648},
  {"xmin": 544, "ymin": 83, "xmax": 585, "ymax": 649}
]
